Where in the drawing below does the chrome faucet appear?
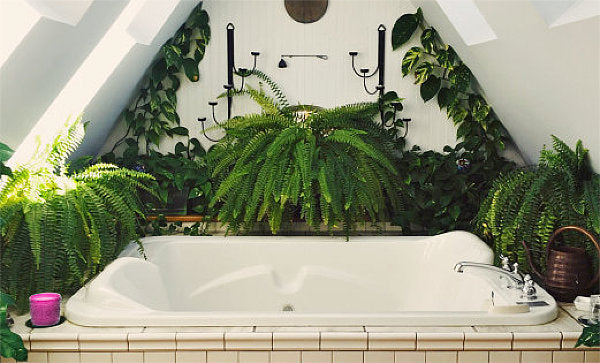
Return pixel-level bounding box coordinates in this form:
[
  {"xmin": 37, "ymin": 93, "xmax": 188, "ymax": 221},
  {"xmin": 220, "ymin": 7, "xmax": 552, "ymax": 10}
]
[{"xmin": 454, "ymin": 261, "xmax": 525, "ymax": 289}]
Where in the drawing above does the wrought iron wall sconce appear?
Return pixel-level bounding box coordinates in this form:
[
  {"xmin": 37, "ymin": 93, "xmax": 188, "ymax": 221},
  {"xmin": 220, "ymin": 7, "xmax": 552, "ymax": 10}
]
[
  {"xmin": 349, "ymin": 24, "xmax": 386, "ymax": 96},
  {"xmin": 278, "ymin": 54, "xmax": 328, "ymax": 68},
  {"xmin": 200, "ymin": 23, "xmax": 259, "ymax": 141}
]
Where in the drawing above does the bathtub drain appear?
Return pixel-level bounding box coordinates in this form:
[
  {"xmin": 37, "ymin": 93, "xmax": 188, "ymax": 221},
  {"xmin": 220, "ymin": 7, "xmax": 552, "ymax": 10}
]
[{"xmin": 282, "ymin": 304, "xmax": 294, "ymax": 312}]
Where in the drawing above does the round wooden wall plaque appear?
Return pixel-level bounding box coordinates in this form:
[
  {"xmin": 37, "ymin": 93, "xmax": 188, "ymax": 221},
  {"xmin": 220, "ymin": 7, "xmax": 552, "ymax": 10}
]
[{"xmin": 284, "ymin": 0, "xmax": 328, "ymax": 24}]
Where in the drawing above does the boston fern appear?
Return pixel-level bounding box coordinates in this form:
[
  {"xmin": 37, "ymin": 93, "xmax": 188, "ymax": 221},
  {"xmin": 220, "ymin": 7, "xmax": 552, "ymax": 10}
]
[
  {"xmin": 209, "ymin": 79, "xmax": 400, "ymax": 237},
  {"xmin": 0, "ymin": 117, "xmax": 154, "ymax": 309},
  {"xmin": 475, "ymin": 136, "xmax": 599, "ymax": 271}
]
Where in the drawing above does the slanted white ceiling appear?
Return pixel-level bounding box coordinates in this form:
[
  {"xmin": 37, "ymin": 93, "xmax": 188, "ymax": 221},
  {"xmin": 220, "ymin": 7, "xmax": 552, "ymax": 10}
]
[{"xmin": 412, "ymin": 0, "xmax": 599, "ymax": 171}]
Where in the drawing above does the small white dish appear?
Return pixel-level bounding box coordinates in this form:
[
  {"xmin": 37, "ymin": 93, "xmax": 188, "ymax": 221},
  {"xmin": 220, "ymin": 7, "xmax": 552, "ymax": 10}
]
[{"xmin": 574, "ymin": 296, "xmax": 591, "ymax": 311}]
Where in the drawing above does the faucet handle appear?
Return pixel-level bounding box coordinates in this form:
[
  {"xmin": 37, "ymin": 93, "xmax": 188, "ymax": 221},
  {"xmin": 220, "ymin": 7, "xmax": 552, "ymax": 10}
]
[
  {"xmin": 500, "ymin": 255, "xmax": 511, "ymax": 271},
  {"xmin": 521, "ymin": 274, "xmax": 537, "ymax": 300},
  {"xmin": 512, "ymin": 262, "xmax": 520, "ymax": 275}
]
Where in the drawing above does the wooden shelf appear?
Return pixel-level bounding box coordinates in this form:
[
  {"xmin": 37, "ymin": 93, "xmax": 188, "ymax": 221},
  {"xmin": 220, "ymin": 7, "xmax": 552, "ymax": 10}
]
[{"xmin": 146, "ymin": 215, "xmax": 207, "ymax": 222}]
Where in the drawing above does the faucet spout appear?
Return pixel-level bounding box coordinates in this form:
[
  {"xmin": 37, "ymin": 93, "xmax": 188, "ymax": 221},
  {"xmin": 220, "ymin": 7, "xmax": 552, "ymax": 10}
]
[{"xmin": 454, "ymin": 262, "xmax": 524, "ymax": 288}]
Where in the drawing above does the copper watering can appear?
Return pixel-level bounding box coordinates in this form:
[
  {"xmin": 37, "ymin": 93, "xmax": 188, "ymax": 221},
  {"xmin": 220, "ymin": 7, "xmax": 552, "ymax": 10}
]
[{"xmin": 522, "ymin": 226, "xmax": 600, "ymax": 302}]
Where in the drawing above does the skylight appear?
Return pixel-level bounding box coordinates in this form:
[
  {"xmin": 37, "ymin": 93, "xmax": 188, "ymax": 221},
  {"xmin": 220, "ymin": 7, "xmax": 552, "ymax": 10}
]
[
  {"xmin": 0, "ymin": 0, "xmax": 40, "ymax": 66},
  {"xmin": 435, "ymin": 0, "xmax": 497, "ymax": 46},
  {"xmin": 530, "ymin": 0, "xmax": 600, "ymax": 28}
]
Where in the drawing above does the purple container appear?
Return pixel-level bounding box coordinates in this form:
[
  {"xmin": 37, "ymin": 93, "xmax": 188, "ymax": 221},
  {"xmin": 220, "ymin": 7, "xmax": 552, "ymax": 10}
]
[{"xmin": 29, "ymin": 293, "xmax": 61, "ymax": 326}]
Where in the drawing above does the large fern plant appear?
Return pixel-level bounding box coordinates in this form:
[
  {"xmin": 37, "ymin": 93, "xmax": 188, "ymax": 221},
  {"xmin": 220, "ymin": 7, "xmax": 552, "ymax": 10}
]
[
  {"xmin": 0, "ymin": 117, "xmax": 154, "ymax": 309},
  {"xmin": 475, "ymin": 136, "xmax": 599, "ymax": 272},
  {"xmin": 209, "ymin": 76, "xmax": 400, "ymax": 237}
]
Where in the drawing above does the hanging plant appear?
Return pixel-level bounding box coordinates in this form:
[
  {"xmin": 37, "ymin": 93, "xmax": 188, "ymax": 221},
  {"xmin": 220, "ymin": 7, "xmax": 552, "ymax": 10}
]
[{"xmin": 391, "ymin": 8, "xmax": 509, "ymax": 158}]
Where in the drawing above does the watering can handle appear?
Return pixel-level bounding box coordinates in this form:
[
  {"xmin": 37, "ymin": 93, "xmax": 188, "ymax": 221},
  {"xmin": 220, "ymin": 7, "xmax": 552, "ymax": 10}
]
[{"xmin": 548, "ymin": 226, "xmax": 600, "ymax": 289}]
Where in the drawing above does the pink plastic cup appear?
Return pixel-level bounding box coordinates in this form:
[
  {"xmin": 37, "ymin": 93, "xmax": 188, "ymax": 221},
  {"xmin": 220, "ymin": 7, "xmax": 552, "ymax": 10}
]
[{"xmin": 29, "ymin": 293, "xmax": 61, "ymax": 326}]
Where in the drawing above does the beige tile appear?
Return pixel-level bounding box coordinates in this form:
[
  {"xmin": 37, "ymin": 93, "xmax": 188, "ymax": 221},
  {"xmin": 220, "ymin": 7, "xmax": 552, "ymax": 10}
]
[
  {"xmin": 553, "ymin": 351, "xmax": 585, "ymax": 363},
  {"xmin": 11, "ymin": 314, "xmax": 32, "ymax": 335},
  {"xmin": 31, "ymin": 321, "xmax": 141, "ymax": 334},
  {"xmin": 30, "ymin": 333, "xmax": 79, "ymax": 351},
  {"xmin": 207, "ymin": 352, "xmax": 237, "ymax": 363},
  {"xmin": 143, "ymin": 352, "xmax": 175, "ymax": 363},
  {"xmin": 144, "ymin": 326, "xmax": 252, "ymax": 333},
  {"xmin": 176, "ymin": 332, "xmax": 224, "ymax": 350},
  {"xmin": 273, "ymin": 332, "xmax": 319, "ymax": 350},
  {"xmin": 47, "ymin": 352, "xmax": 79, "ymax": 363},
  {"xmin": 176, "ymin": 351, "xmax": 207, "ymax": 363},
  {"xmin": 366, "ymin": 326, "xmax": 474, "ymax": 333},
  {"xmin": 488, "ymin": 351, "xmax": 520, "ymax": 363},
  {"xmin": 585, "ymin": 351, "xmax": 600, "ymax": 363},
  {"xmin": 0, "ymin": 357, "xmax": 16, "ymax": 363},
  {"xmin": 79, "ymin": 352, "xmax": 111, "ymax": 363},
  {"xmin": 464, "ymin": 333, "xmax": 512, "ymax": 351},
  {"xmin": 19, "ymin": 333, "xmax": 31, "ymax": 350},
  {"xmin": 367, "ymin": 332, "xmax": 415, "ymax": 350},
  {"xmin": 301, "ymin": 351, "xmax": 332, "ymax": 363},
  {"xmin": 395, "ymin": 351, "xmax": 426, "ymax": 363},
  {"xmin": 225, "ymin": 332, "xmax": 272, "ymax": 350},
  {"xmin": 111, "ymin": 352, "xmax": 143, "ymax": 363},
  {"xmin": 474, "ymin": 309, "xmax": 582, "ymax": 333},
  {"xmin": 271, "ymin": 351, "xmax": 301, "ymax": 363},
  {"xmin": 320, "ymin": 332, "xmax": 367, "ymax": 350},
  {"xmin": 513, "ymin": 332, "xmax": 561, "ymax": 350},
  {"xmin": 417, "ymin": 333, "xmax": 464, "ymax": 350},
  {"xmin": 332, "ymin": 351, "xmax": 362, "ymax": 363},
  {"xmin": 24, "ymin": 352, "xmax": 48, "ymax": 363},
  {"xmin": 127, "ymin": 332, "xmax": 176, "ymax": 351},
  {"xmin": 256, "ymin": 326, "xmax": 364, "ymax": 332},
  {"xmin": 78, "ymin": 333, "xmax": 128, "ymax": 351},
  {"xmin": 239, "ymin": 351, "xmax": 270, "ymax": 363},
  {"xmin": 425, "ymin": 351, "xmax": 457, "ymax": 363},
  {"xmin": 364, "ymin": 351, "xmax": 394, "ymax": 363},
  {"xmin": 562, "ymin": 332, "xmax": 589, "ymax": 350},
  {"xmin": 521, "ymin": 351, "xmax": 552, "ymax": 363},
  {"xmin": 457, "ymin": 351, "xmax": 488, "ymax": 363}
]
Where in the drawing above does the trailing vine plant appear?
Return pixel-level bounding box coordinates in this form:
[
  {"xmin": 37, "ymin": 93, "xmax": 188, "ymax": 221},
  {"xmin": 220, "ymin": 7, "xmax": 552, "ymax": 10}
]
[
  {"xmin": 0, "ymin": 117, "xmax": 154, "ymax": 310},
  {"xmin": 103, "ymin": 2, "xmax": 212, "ymax": 217},
  {"xmin": 389, "ymin": 8, "xmax": 515, "ymax": 235},
  {"xmin": 104, "ymin": 2, "xmax": 210, "ymax": 158},
  {"xmin": 391, "ymin": 8, "xmax": 509, "ymax": 157}
]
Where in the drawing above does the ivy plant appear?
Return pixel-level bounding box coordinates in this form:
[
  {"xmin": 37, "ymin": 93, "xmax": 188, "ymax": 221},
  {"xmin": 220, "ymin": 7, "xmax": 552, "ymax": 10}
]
[
  {"xmin": 576, "ymin": 322, "xmax": 600, "ymax": 348},
  {"xmin": 0, "ymin": 293, "xmax": 27, "ymax": 361},
  {"xmin": 104, "ymin": 2, "xmax": 210, "ymax": 158},
  {"xmin": 392, "ymin": 7, "xmax": 509, "ymax": 158}
]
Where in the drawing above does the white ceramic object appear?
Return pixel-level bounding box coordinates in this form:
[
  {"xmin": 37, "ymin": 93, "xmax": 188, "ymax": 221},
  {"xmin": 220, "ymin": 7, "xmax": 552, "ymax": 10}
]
[
  {"xmin": 574, "ymin": 296, "xmax": 591, "ymax": 311},
  {"xmin": 66, "ymin": 231, "xmax": 557, "ymax": 326}
]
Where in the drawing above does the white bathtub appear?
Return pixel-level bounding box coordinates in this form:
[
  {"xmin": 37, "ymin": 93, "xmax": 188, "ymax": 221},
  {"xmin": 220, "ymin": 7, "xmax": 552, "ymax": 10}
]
[{"xmin": 66, "ymin": 231, "xmax": 557, "ymax": 326}]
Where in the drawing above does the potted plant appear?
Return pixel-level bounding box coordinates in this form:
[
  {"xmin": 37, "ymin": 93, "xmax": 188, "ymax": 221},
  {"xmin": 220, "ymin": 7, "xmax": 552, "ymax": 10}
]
[{"xmin": 475, "ymin": 136, "xmax": 599, "ymax": 275}]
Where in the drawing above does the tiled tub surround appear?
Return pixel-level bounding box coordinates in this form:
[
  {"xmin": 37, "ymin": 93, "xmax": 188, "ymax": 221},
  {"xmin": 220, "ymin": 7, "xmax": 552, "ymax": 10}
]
[
  {"xmin": 66, "ymin": 232, "xmax": 557, "ymax": 326},
  {"xmin": 1, "ymin": 305, "xmax": 598, "ymax": 363}
]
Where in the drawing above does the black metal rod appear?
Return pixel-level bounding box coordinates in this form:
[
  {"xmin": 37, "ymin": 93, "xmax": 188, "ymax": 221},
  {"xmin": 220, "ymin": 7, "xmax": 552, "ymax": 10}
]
[
  {"xmin": 226, "ymin": 23, "xmax": 235, "ymax": 119},
  {"xmin": 377, "ymin": 24, "xmax": 386, "ymax": 95}
]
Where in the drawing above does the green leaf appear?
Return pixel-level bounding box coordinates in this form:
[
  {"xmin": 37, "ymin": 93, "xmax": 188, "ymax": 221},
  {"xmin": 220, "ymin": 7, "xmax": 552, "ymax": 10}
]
[
  {"xmin": 392, "ymin": 13, "xmax": 420, "ymax": 50},
  {"xmin": 0, "ymin": 142, "xmax": 13, "ymax": 163},
  {"xmin": 437, "ymin": 87, "xmax": 455, "ymax": 110},
  {"xmin": 169, "ymin": 75, "xmax": 180, "ymax": 91},
  {"xmin": 401, "ymin": 47, "xmax": 422, "ymax": 76},
  {"xmin": 182, "ymin": 58, "xmax": 199, "ymax": 82},
  {"xmin": 163, "ymin": 45, "xmax": 182, "ymax": 69},
  {"xmin": 421, "ymin": 28, "xmax": 437, "ymax": 53},
  {"xmin": 414, "ymin": 62, "xmax": 434, "ymax": 84},
  {"xmin": 170, "ymin": 127, "xmax": 189, "ymax": 136},
  {"xmin": 151, "ymin": 59, "xmax": 167, "ymax": 84},
  {"xmin": 161, "ymin": 102, "xmax": 177, "ymax": 122},
  {"xmin": 420, "ymin": 75, "xmax": 441, "ymax": 102},
  {"xmin": 165, "ymin": 88, "xmax": 177, "ymax": 105},
  {"xmin": 175, "ymin": 142, "xmax": 187, "ymax": 155},
  {"xmin": 472, "ymin": 101, "xmax": 491, "ymax": 123},
  {"xmin": 436, "ymin": 45, "xmax": 457, "ymax": 69},
  {"xmin": 449, "ymin": 64, "xmax": 471, "ymax": 92}
]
